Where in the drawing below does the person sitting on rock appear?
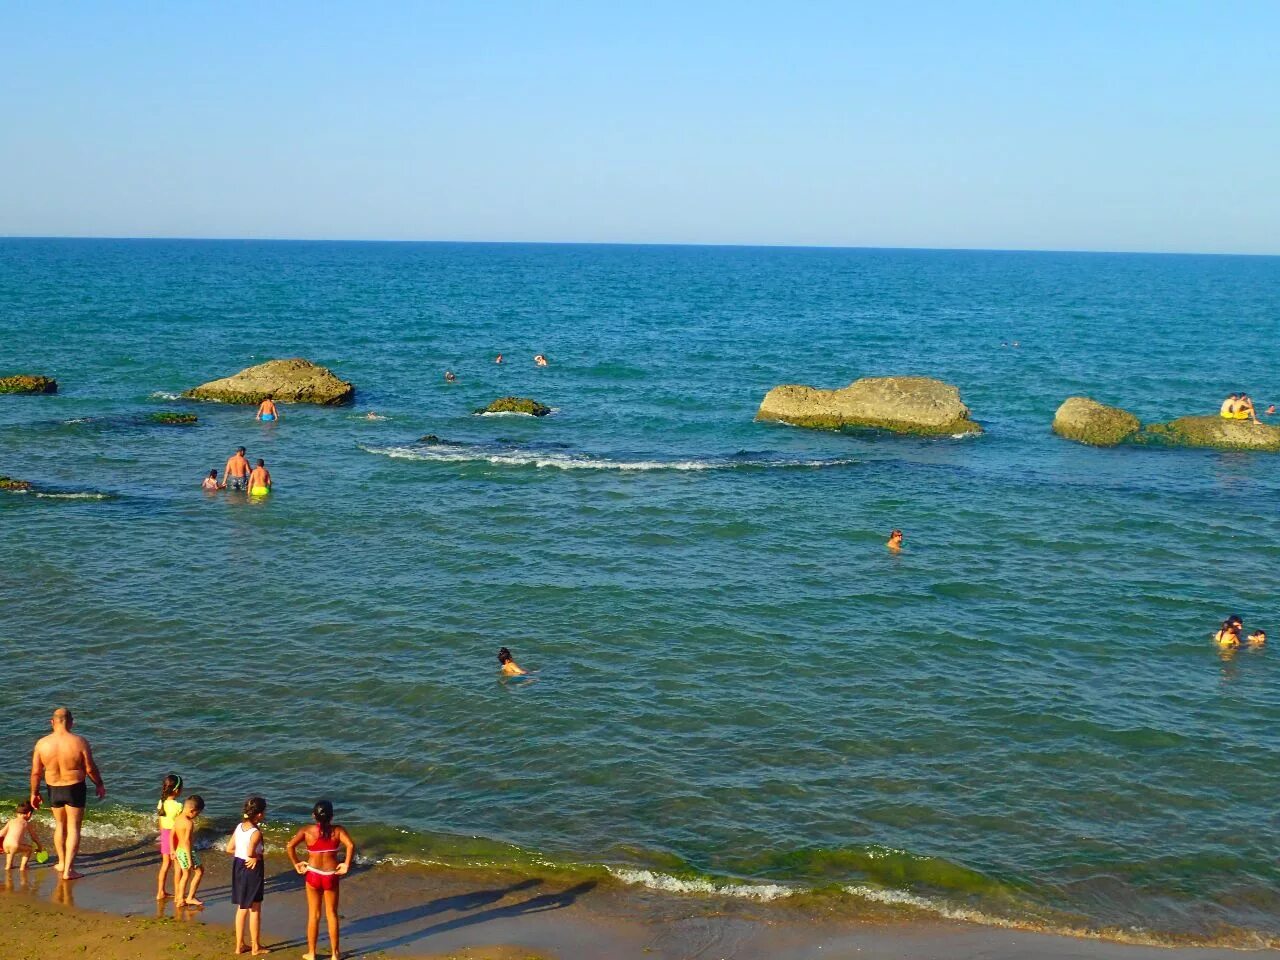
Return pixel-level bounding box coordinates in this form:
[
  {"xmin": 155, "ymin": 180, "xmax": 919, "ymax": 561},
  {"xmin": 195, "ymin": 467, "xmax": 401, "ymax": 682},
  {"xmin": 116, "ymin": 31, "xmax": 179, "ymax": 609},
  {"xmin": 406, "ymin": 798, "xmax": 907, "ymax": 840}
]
[
  {"xmin": 1237, "ymin": 394, "xmax": 1261, "ymax": 423},
  {"xmin": 1220, "ymin": 394, "xmax": 1240, "ymax": 419}
]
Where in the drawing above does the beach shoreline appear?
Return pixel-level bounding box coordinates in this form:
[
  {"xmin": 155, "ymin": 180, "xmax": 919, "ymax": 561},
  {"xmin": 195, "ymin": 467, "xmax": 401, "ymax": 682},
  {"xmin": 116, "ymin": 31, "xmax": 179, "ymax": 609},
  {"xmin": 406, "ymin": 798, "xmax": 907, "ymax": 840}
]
[{"xmin": 3, "ymin": 835, "xmax": 1277, "ymax": 960}]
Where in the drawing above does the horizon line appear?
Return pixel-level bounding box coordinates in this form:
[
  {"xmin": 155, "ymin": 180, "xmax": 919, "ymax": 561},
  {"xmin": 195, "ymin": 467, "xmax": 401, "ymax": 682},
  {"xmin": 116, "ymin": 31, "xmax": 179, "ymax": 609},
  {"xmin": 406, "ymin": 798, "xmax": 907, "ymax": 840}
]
[{"xmin": 1, "ymin": 234, "xmax": 1277, "ymax": 259}]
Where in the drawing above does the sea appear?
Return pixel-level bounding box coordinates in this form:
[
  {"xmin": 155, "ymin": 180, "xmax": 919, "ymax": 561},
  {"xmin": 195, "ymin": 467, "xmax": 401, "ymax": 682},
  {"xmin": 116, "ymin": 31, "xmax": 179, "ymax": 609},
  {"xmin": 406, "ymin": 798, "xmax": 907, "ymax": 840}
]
[{"xmin": 2, "ymin": 238, "xmax": 1279, "ymax": 944}]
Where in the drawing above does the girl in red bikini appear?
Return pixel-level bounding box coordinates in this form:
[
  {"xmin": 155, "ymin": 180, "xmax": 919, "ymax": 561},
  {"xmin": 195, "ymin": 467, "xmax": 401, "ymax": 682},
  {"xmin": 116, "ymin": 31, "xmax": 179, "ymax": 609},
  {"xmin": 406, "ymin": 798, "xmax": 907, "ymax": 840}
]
[{"xmin": 286, "ymin": 800, "xmax": 356, "ymax": 960}]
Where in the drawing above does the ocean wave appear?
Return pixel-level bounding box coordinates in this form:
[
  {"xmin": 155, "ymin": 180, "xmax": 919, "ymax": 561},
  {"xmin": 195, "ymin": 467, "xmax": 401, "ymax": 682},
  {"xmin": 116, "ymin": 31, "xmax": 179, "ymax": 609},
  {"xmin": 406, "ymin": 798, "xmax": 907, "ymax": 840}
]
[
  {"xmin": 3, "ymin": 489, "xmax": 113, "ymax": 500},
  {"xmin": 608, "ymin": 867, "xmax": 794, "ymax": 901},
  {"xmin": 360, "ymin": 443, "xmax": 857, "ymax": 473},
  {"xmin": 149, "ymin": 391, "xmax": 181, "ymax": 401}
]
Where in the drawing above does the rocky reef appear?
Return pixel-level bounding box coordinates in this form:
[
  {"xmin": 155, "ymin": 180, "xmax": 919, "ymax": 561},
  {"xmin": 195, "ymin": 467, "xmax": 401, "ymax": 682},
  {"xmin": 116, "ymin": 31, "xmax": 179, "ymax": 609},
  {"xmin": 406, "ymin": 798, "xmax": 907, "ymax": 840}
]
[
  {"xmin": 1142, "ymin": 416, "xmax": 1280, "ymax": 452},
  {"xmin": 183, "ymin": 358, "xmax": 354, "ymax": 405},
  {"xmin": 0, "ymin": 375, "xmax": 58, "ymax": 395},
  {"xmin": 0, "ymin": 475, "xmax": 33, "ymax": 491},
  {"xmin": 1052, "ymin": 397, "xmax": 1141, "ymax": 447},
  {"xmin": 479, "ymin": 397, "xmax": 552, "ymax": 417},
  {"xmin": 756, "ymin": 376, "xmax": 981, "ymax": 436},
  {"xmin": 148, "ymin": 412, "xmax": 198, "ymax": 425}
]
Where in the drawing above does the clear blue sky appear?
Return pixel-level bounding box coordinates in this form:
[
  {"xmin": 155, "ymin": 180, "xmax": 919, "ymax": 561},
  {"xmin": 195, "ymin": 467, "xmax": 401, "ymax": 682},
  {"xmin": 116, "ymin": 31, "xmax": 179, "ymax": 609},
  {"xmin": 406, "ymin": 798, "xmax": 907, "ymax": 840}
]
[{"xmin": 2, "ymin": 1, "xmax": 1277, "ymax": 253}]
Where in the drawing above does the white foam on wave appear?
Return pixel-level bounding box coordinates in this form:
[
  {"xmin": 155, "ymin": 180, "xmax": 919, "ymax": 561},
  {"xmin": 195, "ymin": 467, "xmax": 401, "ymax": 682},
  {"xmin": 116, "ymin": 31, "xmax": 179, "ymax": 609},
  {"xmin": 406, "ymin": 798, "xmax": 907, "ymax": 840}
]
[
  {"xmin": 361, "ymin": 444, "xmax": 856, "ymax": 473},
  {"xmin": 34, "ymin": 491, "xmax": 112, "ymax": 500},
  {"xmin": 608, "ymin": 867, "xmax": 794, "ymax": 901},
  {"xmin": 843, "ymin": 883, "xmax": 1008, "ymax": 926},
  {"xmin": 149, "ymin": 391, "xmax": 181, "ymax": 401}
]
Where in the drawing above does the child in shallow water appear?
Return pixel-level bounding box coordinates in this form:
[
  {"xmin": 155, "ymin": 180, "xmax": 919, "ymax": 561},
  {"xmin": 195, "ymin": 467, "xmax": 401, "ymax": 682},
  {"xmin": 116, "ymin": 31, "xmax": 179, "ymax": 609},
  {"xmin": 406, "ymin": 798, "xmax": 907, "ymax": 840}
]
[
  {"xmin": 3, "ymin": 801, "xmax": 44, "ymax": 871},
  {"xmin": 498, "ymin": 647, "xmax": 527, "ymax": 676},
  {"xmin": 201, "ymin": 469, "xmax": 219, "ymax": 491},
  {"xmin": 1248, "ymin": 630, "xmax": 1266, "ymax": 647},
  {"xmin": 1214, "ymin": 616, "xmax": 1243, "ymax": 648},
  {"xmin": 155, "ymin": 773, "xmax": 183, "ymax": 900}
]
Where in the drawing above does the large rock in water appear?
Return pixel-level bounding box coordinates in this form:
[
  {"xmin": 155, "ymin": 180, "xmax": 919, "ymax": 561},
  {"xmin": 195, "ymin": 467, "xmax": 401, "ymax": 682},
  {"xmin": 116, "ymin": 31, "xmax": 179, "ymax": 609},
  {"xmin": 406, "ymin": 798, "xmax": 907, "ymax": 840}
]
[
  {"xmin": 1052, "ymin": 397, "xmax": 1141, "ymax": 447},
  {"xmin": 1142, "ymin": 416, "xmax": 1280, "ymax": 452},
  {"xmin": 756, "ymin": 376, "xmax": 981, "ymax": 436},
  {"xmin": 479, "ymin": 396, "xmax": 552, "ymax": 417},
  {"xmin": 183, "ymin": 358, "xmax": 353, "ymax": 405},
  {"xmin": 0, "ymin": 475, "xmax": 33, "ymax": 491},
  {"xmin": 0, "ymin": 375, "xmax": 57, "ymax": 395}
]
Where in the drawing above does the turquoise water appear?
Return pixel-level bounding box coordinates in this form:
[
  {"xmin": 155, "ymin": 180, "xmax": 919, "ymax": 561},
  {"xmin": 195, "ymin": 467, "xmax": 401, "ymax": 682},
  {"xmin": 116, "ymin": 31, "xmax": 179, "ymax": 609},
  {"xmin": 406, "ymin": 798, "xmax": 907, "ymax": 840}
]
[{"xmin": 3, "ymin": 239, "xmax": 1280, "ymax": 941}]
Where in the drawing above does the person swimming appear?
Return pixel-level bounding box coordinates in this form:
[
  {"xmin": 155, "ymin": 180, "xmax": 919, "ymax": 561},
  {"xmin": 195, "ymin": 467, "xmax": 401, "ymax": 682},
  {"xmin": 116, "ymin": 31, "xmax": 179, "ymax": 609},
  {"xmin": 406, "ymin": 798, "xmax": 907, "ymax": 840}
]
[
  {"xmin": 444, "ymin": 371, "xmax": 457, "ymax": 383},
  {"xmin": 1214, "ymin": 615, "xmax": 1243, "ymax": 648},
  {"xmin": 256, "ymin": 395, "xmax": 280, "ymax": 423},
  {"xmin": 533, "ymin": 354, "xmax": 548, "ymax": 367},
  {"xmin": 498, "ymin": 647, "xmax": 527, "ymax": 676},
  {"xmin": 494, "ymin": 354, "xmax": 504, "ymax": 364},
  {"xmin": 1248, "ymin": 630, "xmax": 1267, "ymax": 647},
  {"xmin": 887, "ymin": 529, "xmax": 904, "ymax": 552},
  {"xmin": 201, "ymin": 469, "xmax": 220, "ymax": 491}
]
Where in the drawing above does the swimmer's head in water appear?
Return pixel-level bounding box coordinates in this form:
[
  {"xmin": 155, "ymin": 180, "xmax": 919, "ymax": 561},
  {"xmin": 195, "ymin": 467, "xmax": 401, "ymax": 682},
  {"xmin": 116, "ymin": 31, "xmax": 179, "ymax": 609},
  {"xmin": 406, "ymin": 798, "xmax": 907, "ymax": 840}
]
[
  {"xmin": 498, "ymin": 647, "xmax": 514, "ymax": 664},
  {"xmin": 242, "ymin": 795, "xmax": 266, "ymax": 821},
  {"xmin": 1249, "ymin": 630, "xmax": 1266, "ymax": 642},
  {"xmin": 1228, "ymin": 614, "xmax": 1243, "ymax": 628}
]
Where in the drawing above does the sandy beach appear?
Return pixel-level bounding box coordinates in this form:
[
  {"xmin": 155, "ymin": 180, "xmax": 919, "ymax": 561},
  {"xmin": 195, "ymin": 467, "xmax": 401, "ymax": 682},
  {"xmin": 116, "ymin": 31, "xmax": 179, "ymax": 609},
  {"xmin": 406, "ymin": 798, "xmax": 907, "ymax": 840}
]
[{"xmin": 1, "ymin": 836, "xmax": 1276, "ymax": 960}]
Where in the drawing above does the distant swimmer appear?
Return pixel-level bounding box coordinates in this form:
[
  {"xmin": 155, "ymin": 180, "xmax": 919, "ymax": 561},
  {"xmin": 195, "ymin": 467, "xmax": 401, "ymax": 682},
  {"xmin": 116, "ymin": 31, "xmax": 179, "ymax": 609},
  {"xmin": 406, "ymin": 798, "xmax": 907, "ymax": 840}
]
[
  {"xmin": 255, "ymin": 395, "xmax": 281, "ymax": 423},
  {"xmin": 887, "ymin": 529, "xmax": 904, "ymax": 552},
  {"xmin": 225, "ymin": 447, "xmax": 251, "ymax": 492},
  {"xmin": 248, "ymin": 459, "xmax": 271, "ymax": 496},
  {"xmin": 286, "ymin": 800, "xmax": 355, "ymax": 960},
  {"xmin": 364, "ymin": 411, "xmax": 383, "ymax": 421},
  {"xmin": 29, "ymin": 707, "xmax": 106, "ymax": 880},
  {"xmin": 1248, "ymin": 630, "xmax": 1267, "ymax": 647},
  {"xmin": 1214, "ymin": 615, "xmax": 1243, "ymax": 648},
  {"xmin": 202, "ymin": 469, "xmax": 220, "ymax": 491},
  {"xmin": 1268, "ymin": 406, "xmax": 1276, "ymax": 416},
  {"xmin": 498, "ymin": 647, "xmax": 527, "ymax": 676},
  {"xmin": 534, "ymin": 354, "xmax": 548, "ymax": 367},
  {"xmin": 444, "ymin": 371, "xmax": 457, "ymax": 383},
  {"xmin": 495, "ymin": 353, "xmax": 504, "ymax": 364}
]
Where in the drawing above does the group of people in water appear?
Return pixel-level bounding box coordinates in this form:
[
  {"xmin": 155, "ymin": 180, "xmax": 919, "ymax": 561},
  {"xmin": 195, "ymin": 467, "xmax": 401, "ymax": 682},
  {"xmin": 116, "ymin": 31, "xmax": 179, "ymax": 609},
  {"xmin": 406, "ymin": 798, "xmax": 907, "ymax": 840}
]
[
  {"xmin": 445, "ymin": 352, "xmax": 549, "ymax": 382},
  {"xmin": 1214, "ymin": 614, "xmax": 1266, "ymax": 651},
  {"xmin": 203, "ymin": 445, "xmax": 272, "ymax": 495},
  {"xmin": 10, "ymin": 708, "xmax": 354, "ymax": 959}
]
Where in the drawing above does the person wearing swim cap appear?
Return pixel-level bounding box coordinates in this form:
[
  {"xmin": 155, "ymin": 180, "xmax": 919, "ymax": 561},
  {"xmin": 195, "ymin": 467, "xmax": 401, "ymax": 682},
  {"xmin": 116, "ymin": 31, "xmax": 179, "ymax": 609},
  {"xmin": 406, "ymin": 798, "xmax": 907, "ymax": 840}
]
[
  {"xmin": 224, "ymin": 447, "xmax": 252, "ymax": 492},
  {"xmin": 248, "ymin": 459, "xmax": 272, "ymax": 496},
  {"xmin": 29, "ymin": 707, "xmax": 106, "ymax": 880},
  {"xmin": 534, "ymin": 354, "xmax": 548, "ymax": 367},
  {"xmin": 255, "ymin": 395, "xmax": 281, "ymax": 422}
]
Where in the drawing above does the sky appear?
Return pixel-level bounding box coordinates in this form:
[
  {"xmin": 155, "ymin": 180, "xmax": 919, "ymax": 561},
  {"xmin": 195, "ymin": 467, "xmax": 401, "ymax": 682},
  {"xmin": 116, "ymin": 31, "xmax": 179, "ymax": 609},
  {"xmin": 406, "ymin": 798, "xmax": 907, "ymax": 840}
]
[{"xmin": 1, "ymin": 1, "xmax": 1277, "ymax": 253}]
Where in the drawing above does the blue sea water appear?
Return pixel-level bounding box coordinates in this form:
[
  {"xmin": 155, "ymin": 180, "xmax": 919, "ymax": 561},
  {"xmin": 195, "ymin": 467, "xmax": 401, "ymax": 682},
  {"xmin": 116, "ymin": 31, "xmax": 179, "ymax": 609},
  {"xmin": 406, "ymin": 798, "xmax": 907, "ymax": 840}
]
[{"xmin": 2, "ymin": 239, "xmax": 1280, "ymax": 941}]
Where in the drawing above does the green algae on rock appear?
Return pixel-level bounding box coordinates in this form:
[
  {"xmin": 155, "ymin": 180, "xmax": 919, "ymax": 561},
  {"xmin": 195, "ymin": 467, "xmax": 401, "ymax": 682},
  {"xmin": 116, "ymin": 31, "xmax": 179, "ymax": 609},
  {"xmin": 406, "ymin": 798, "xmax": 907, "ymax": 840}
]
[
  {"xmin": 1052, "ymin": 397, "xmax": 1141, "ymax": 447},
  {"xmin": 0, "ymin": 374, "xmax": 58, "ymax": 395},
  {"xmin": 1142, "ymin": 415, "xmax": 1280, "ymax": 452},
  {"xmin": 756, "ymin": 376, "xmax": 981, "ymax": 436},
  {"xmin": 148, "ymin": 412, "xmax": 198, "ymax": 425},
  {"xmin": 479, "ymin": 397, "xmax": 553, "ymax": 417},
  {"xmin": 0, "ymin": 475, "xmax": 33, "ymax": 491},
  {"xmin": 183, "ymin": 358, "xmax": 354, "ymax": 405}
]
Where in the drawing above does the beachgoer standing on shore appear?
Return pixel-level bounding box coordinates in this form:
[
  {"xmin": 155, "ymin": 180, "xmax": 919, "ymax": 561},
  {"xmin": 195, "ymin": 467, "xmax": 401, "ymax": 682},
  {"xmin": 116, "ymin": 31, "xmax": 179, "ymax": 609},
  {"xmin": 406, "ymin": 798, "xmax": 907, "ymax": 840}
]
[
  {"xmin": 225, "ymin": 447, "xmax": 252, "ymax": 492},
  {"xmin": 287, "ymin": 800, "xmax": 355, "ymax": 960},
  {"xmin": 172, "ymin": 794, "xmax": 205, "ymax": 908},
  {"xmin": 29, "ymin": 707, "xmax": 106, "ymax": 880},
  {"xmin": 3, "ymin": 801, "xmax": 44, "ymax": 871},
  {"xmin": 227, "ymin": 796, "xmax": 268, "ymax": 956},
  {"xmin": 256, "ymin": 395, "xmax": 281, "ymax": 422},
  {"xmin": 498, "ymin": 647, "xmax": 527, "ymax": 676},
  {"xmin": 155, "ymin": 774, "xmax": 183, "ymax": 900},
  {"xmin": 248, "ymin": 459, "xmax": 272, "ymax": 496}
]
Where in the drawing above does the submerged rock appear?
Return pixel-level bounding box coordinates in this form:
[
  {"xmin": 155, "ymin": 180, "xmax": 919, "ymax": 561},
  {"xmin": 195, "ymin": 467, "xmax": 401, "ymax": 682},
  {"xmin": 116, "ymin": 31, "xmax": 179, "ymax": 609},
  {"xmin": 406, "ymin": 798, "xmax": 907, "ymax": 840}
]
[
  {"xmin": 1052, "ymin": 397, "xmax": 1141, "ymax": 447},
  {"xmin": 0, "ymin": 475, "xmax": 33, "ymax": 491},
  {"xmin": 479, "ymin": 397, "xmax": 552, "ymax": 417},
  {"xmin": 1142, "ymin": 416, "xmax": 1280, "ymax": 452},
  {"xmin": 756, "ymin": 376, "xmax": 981, "ymax": 436},
  {"xmin": 148, "ymin": 412, "xmax": 198, "ymax": 425},
  {"xmin": 0, "ymin": 374, "xmax": 58, "ymax": 395},
  {"xmin": 183, "ymin": 358, "xmax": 354, "ymax": 405}
]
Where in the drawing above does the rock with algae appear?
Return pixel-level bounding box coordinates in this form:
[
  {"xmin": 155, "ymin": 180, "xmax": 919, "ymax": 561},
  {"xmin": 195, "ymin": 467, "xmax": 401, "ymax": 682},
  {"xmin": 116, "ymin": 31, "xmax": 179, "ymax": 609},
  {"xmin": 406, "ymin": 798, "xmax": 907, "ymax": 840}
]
[
  {"xmin": 479, "ymin": 397, "xmax": 552, "ymax": 417},
  {"xmin": 1052, "ymin": 397, "xmax": 1141, "ymax": 447},
  {"xmin": 0, "ymin": 475, "xmax": 33, "ymax": 491},
  {"xmin": 148, "ymin": 412, "xmax": 198, "ymax": 425},
  {"xmin": 183, "ymin": 358, "xmax": 354, "ymax": 405},
  {"xmin": 0, "ymin": 375, "xmax": 58, "ymax": 395},
  {"xmin": 756, "ymin": 376, "xmax": 981, "ymax": 436},
  {"xmin": 1142, "ymin": 415, "xmax": 1280, "ymax": 452}
]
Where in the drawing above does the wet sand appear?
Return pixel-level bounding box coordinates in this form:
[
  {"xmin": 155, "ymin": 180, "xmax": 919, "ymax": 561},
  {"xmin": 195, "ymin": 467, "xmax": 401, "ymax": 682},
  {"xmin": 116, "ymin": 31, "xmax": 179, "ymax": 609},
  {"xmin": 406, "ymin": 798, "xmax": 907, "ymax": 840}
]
[{"xmin": 2, "ymin": 837, "xmax": 1277, "ymax": 959}]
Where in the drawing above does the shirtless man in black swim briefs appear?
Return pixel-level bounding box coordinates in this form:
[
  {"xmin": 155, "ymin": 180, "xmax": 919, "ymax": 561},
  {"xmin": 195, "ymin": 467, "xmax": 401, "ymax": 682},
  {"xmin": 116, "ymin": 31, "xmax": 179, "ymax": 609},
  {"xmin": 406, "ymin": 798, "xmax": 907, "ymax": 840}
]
[{"xmin": 30, "ymin": 708, "xmax": 106, "ymax": 879}]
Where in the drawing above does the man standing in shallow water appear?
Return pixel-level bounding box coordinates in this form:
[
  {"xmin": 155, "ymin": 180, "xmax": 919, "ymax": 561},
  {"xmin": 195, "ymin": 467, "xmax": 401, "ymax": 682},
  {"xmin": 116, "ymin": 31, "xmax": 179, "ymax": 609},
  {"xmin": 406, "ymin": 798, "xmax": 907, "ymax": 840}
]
[
  {"xmin": 224, "ymin": 446, "xmax": 251, "ymax": 492},
  {"xmin": 30, "ymin": 708, "xmax": 106, "ymax": 880}
]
